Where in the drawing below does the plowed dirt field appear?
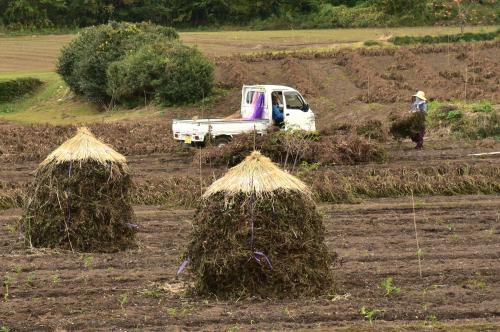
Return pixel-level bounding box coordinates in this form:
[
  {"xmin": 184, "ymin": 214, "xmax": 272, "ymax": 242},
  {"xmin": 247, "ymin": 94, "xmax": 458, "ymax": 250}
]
[{"xmin": 1, "ymin": 194, "xmax": 499, "ymax": 331}]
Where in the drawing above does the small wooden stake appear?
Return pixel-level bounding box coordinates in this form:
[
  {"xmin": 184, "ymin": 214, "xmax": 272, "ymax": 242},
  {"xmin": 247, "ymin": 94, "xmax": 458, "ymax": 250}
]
[
  {"xmin": 411, "ymin": 190, "xmax": 423, "ymax": 278},
  {"xmin": 472, "ymin": 44, "xmax": 476, "ymax": 85},
  {"xmin": 447, "ymin": 36, "xmax": 450, "ymax": 68},
  {"xmin": 367, "ymin": 75, "xmax": 370, "ymax": 102},
  {"xmin": 464, "ymin": 67, "xmax": 468, "ymax": 101},
  {"xmin": 253, "ymin": 124, "xmax": 257, "ymax": 151},
  {"xmin": 199, "ymin": 146, "xmax": 203, "ymax": 196}
]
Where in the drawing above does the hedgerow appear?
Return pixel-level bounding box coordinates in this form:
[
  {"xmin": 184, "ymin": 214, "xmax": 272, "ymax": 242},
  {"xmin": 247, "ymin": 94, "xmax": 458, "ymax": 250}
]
[
  {"xmin": 390, "ymin": 30, "xmax": 499, "ymax": 45},
  {"xmin": 0, "ymin": 78, "xmax": 43, "ymax": 103},
  {"xmin": 2, "ymin": 1, "xmax": 498, "ymax": 31}
]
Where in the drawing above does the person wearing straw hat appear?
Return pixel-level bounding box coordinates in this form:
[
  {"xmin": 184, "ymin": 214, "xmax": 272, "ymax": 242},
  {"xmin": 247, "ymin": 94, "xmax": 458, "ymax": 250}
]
[{"xmin": 410, "ymin": 91, "xmax": 428, "ymax": 149}]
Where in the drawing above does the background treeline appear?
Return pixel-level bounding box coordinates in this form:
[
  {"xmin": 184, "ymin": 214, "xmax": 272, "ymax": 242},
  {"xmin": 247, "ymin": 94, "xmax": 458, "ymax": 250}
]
[{"xmin": 0, "ymin": 0, "xmax": 499, "ymax": 31}]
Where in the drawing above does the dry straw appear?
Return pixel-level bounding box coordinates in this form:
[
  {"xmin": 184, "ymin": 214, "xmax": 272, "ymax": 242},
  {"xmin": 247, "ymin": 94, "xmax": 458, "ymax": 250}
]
[
  {"xmin": 20, "ymin": 126, "xmax": 135, "ymax": 252},
  {"xmin": 203, "ymin": 150, "xmax": 311, "ymax": 198},
  {"xmin": 184, "ymin": 150, "xmax": 333, "ymax": 298},
  {"xmin": 39, "ymin": 127, "xmax": 126, "ymax": 168}
]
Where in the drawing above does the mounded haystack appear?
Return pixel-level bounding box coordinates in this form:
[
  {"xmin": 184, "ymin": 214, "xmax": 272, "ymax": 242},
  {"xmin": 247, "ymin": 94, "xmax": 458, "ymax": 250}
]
[
  {"xmin": 390, "ymin": 112, "xmax": 426, "ymax": 140},
  {"xmin": 19, "ymin": 127, "xmax": 136, "ymax": 252},
  {"xmin": 195, "ymin": 131, "xmax": 387, "ymax": 168},
  {"xmin": 184, "ymin": 151, "xmax": 334, "ymax": 298}
]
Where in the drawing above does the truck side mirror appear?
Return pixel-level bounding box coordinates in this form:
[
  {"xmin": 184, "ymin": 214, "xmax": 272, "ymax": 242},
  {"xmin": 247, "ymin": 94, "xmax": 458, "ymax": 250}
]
[{"xmin": 302, "ymin": 104, "xmax": 309, "ymax": 112}]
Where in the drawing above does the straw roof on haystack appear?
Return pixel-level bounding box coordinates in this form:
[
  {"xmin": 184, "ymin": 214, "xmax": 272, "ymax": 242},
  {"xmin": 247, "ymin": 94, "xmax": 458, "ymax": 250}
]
[
  {"xmin": 203, "ymin": 151, "xmax": 311, "ymax": 198},
  {"xmin": 39, "ymin": 127, "xmax": 126, "ymax": 168}
]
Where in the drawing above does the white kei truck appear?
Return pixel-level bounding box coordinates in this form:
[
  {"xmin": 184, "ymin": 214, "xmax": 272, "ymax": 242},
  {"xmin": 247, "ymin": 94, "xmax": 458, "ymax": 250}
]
[{"xmin": 172, "ymin": 85, "xmax": 316, "ymax": 147}]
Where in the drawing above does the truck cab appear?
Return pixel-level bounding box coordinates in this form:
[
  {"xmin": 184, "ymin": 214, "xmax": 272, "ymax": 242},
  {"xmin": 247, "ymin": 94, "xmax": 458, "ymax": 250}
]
[
  {"xmin": 172, "ymin": 85, "xmax": 316, "ymax": 146},
  {"xmin": 241, "ymin": 85, "xmax": 316, "ymax": 131}
]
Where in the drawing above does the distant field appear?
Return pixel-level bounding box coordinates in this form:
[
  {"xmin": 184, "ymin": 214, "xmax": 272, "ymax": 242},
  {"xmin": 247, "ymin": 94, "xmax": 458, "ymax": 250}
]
[
  {"xmin": 1, "ymin": 39, "xmax": 499, "ymax": 125},
  {"xmin": 0, "ymin": 26, "xmax": 497, "ymax": 73}
]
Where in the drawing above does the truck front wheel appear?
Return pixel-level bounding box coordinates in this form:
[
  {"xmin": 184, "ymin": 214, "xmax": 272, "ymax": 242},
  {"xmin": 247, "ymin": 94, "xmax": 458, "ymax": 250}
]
[{"xmin": 214, "ymin": 136, "xmax": 231, "ymax": 148}]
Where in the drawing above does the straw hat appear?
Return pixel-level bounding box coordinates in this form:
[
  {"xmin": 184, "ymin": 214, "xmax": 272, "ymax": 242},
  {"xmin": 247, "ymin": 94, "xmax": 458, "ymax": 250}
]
[
  {"xmin": 39, "ymin": 127, "xmax": 126, "ymax": 168},
  {"xmin": 413, "ymin": 91, "xmax": 427, "ymax": 101},
  {"xmin": 203, "ymin": 151, "xmax": 311, "ymax": 198}
]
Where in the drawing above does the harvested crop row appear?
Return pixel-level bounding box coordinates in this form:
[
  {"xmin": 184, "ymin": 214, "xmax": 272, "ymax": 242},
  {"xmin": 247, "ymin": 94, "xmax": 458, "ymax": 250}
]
[
  {"xmin": 227, "ymin": 41, "xmax": 500, "ymax": 62},
  {"xmin": 195, "ymin": 131, "xmax": 388, "ymax": 168},
  {"xmin": 215, "ymin": 41, "xmax": 499, "ymax": 106},
  {"xmin": 4, "ymin": 162, "xmax": 496, "ymax": 210},
  {"xmin": 0, "ymin": 121, "xmax": 179, "ymax": 162},
  {"xmin": 131, "ymin": 163, "xmax": 500, "ymax": 206}
]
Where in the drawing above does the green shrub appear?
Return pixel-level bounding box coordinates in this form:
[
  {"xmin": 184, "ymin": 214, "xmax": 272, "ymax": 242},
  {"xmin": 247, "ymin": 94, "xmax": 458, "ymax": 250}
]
[
  {"xmin": 428, "ymin": 101, "xmax": 499, "ymax": 140},
  {"xmin": 364, "ymin": 40, "xmax": 382, "ymax": 47},
  {"xmin": 475, "ymin": 112, "xmax": 500, "ymax": 139},
  {"xmin": 390, "ymin": 30, "xmax": 499, "ymax": 45},
  {"xmin": 107, "ymin": 42, "xmax": 213, "ymax": 106},
  {"xmin": 57, "ymin": 22, "xmax": 212, "ymax": 108},
  {"xmin": 472, "ymin": 101, "xmax": 493, "ymax": 113},
  {"xmin": 0, "ymin": 0, "xmax": 498, "ymax": 31},
  {"xmin": 0, "ymin": 77, "xmax": 43, "ymax": 103},
  {"xmin": 454, "ymin": 112, "xmax": 500, "ymax": 140},
  {"xmin": 314, "ymin": 4, "xmax": 383, "ymax": 28},
  {"xmin": 437, "ymin": 109, "xmax": 463, "ymax": 121},
  {"xmin": 375, "ymin": 0, "xmax": 426, "ymax": 16},
  {"xmin": 0, "ymin": 104, "xmax": 15, "ymax": 114}
]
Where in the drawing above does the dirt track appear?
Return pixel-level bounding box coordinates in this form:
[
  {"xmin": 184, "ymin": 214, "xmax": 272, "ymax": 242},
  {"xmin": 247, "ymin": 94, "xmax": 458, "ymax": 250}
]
[{"xmin": 0, "ymin": 194, "xmax": 499, "ymax": 331}]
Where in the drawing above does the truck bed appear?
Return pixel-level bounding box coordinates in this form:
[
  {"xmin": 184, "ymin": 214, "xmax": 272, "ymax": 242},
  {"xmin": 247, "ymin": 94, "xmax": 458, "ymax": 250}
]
[{"xmin": 172, "ymin": 118, "xmax": 270, "ymax": 143}]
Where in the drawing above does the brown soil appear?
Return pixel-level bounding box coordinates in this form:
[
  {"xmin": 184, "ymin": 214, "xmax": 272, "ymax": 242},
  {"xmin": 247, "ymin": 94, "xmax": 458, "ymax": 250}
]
[
  {"xmin": 1, "ymin": 124, "xmax": 498, "ymax": 330},
  {"xmin": 213, "ymin": 42, "xmax": 499, "ymax": 127},
  {"xmin": 1, "ymin": 42, "xmax": 498, "ymax": 132},
  {"xmin": 1, "ymin": 195, "xmax": 498, "ymax": 331},
  {"xmin": 0, "ymin": 121, "xmax": 182, "ymax": 163},
  {"xmin": 0, "ymin": 41, "xmax": 499, "ymax": 330},
  {"xmin": 1, "ymin": 125, "xmax": 499, "ymax": 211}
]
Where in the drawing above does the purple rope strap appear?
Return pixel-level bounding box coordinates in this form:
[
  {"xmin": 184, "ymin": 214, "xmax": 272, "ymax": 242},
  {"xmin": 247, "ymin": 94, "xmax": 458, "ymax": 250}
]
[
  {"xmin": 177, "ymin": 258, "xmax": 189, "ymax": 275},
  {"xmin": 249, "ymin": 194, "xmax": 273, "ymax": 270},
  {"xmin": 253, "ymin": 251, "xmax": 273, "ymax": 270}
]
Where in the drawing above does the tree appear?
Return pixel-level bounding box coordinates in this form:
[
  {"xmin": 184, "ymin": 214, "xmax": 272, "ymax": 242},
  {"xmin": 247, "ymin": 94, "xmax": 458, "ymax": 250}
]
[
  {"xmin": 428, "ymin": 0, "xmax": 485, "ymax": 32},
  {"xmin": 57, "ymin": 22, "xmax": 213, "ymax": 108},
  {"xmin": 375, "ymin": 0, "xmax": 428, "ymax": 15},
  {"xmin": 453, "ymin": 0, "xmax": 481, "ymax": 32}
]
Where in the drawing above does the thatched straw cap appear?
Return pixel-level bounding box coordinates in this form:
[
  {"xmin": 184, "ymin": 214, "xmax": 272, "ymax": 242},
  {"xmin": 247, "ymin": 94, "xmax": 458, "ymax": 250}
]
[
  {"xmin": 39, "ymin": 127, "xmax": 126, "ymax": 168},
  {"xmin": 203, "ymin": 151, "xmax": 311, "ymax": 198}
]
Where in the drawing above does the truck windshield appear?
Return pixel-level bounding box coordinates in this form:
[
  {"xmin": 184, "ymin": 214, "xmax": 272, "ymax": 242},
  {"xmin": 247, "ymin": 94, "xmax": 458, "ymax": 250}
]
[{"xmin": 284, "ymin": 92, "xmax": 305, "ymax": 111}]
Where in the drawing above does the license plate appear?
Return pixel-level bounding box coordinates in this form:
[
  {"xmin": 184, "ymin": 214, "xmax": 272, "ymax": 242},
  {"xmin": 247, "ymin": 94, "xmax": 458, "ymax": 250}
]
[{"xmin": 184, "ymin": 135, "xmax": 192, "ymax": 144}]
